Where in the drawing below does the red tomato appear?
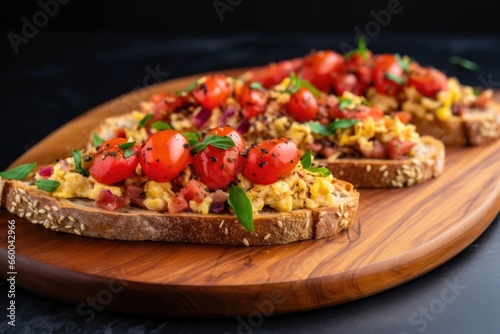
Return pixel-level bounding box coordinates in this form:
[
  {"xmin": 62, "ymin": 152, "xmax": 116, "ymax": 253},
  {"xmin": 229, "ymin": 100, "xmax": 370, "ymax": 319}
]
[
  {"xmin": 372, "ymin": 54, "xmax": 404, "ymax": 96},
  {"xmin": 407, "ymin": 64, "xmax": 448, "ymax": 97},
  {"xmin": 149, "ymin": 92, "xmax": 186, "ymax": 120},
  {"xmin": 192, "ymin": 74, "xmax": 231, "ymax": 109},
  {"xmin": 299, "ymin": 50, "xmax": 345, "ymax": 92},
  {"xmin": 331, "ymin": 51, "xmax": 372, "ymax": 96},
  {"xmin": 390, "ymin": 111, "xmax": 412, "ymax": 124},
  {"xmin": 332, "ymin": 104, "xmax": 384, "ymax": 121},
  {"xmin": 140, "ymin": 130, "xmax": 191, "ymax": 182},
  {"xmin": 89, "ymin": 138, "xmax": 140, "ymax": 185},
  {"xmin": 248, "ymin": 58, "xmax": 303, "ymax": 88},
  {"xmin": 243, "ymin": 138, "xmax": 300, "ymax": 185},
  {"xmin": 191, "ymin": 126, "xmax": 246, "ymax": 190},
  {"xmin": 286, "ymin": 87, "xmax": 319, "ymax": 122},
  {"xmin": 237, "ymin": 84, "xmax": 268, "ymax": 119},
  {"xmin": 385, "ymin": 138, "xmax": 416, "ymax": 159}
]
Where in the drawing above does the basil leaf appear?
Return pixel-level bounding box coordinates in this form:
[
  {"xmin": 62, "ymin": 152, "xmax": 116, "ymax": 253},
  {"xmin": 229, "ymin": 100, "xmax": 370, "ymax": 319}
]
[
  {"xmin": 385, "ymin": 72, "xmax": 405, "ymax": 85},
  {"xmin": 0, "ymin": 163, "xmax": 37, "ymax": 181},
  {"xmin": 285, "ymin": 72, "xmax": 321, "ymax": 97},
  {"xmin": 228, "ymin": 185, "xmax": 254, "ymax": 232},
  {"xmin": 191, "ymin": 134, "xmax": 235, "ymax": 154},
  {"xmin": 300, "ymin": 150, "xmax": 331, "ymax": 177},
  {"xmin": 249, "ymin": 82, "xmax": 264, "ymax": 91},
  {"xmin": 119, "ymin": 141, "xmax": 137, "ymax": 159},
  {"xmin": 72, "ymin": 149, "xmax": 89, "ymax": 177},
  {"xmin": 308, "ymin": 122, "xmax": 333, "ymax": 136},
  {"xmin": 184, "ymin": 132, "xmax": 201, "ymax": 147},
  {"xmin": 344, "ymin": 36, "xmax": 368, "ymax": 60},
  {"xmin": 327, "ymin": 119, "xmax": 359, "ymax": 133},
  {"xmin": 138, "ymin": 114, "xmax": 153, "ymax": 128},
  {"xmin": 93, "ymin": 132, "xmax": 105, "ymax": 148},
  {"xmin": 338, "ymin": 97, "xmax": 352, "ymax": 109},
  {"xmin": 150, "ymin": 121, "xmax": 172, "ymax": 131},
  {"xmin": 35, "ymin": 179, "xmax": 61, "ymax": 192},
  {"xmin": 174, "ymin": 79, "xmax": 198, "ymax": 96},
  {"xmin": 308, "ymin": 119, "xmax": 359, "ymax": 136},
  {"xmin": 449, "ymin": 56, "xmax": 480, "ymax": 71},
  {"xmin": 301, "ymin": 150, "xmax": 313, "ymax": 168},
  {"xmin": 394, "ymin": 53, "xmax": 411, "ymax": 72}
]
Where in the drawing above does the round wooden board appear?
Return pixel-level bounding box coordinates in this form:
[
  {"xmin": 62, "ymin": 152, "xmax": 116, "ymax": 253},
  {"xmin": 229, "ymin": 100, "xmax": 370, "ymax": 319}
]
[{"xmin": 1, "ymin": 71, "xmax": 499, "ymax": 318}]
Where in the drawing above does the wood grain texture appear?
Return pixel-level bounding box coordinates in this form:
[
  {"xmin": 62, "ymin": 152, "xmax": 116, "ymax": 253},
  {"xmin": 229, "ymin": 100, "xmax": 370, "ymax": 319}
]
[{"xmin": 0, "ymin": 72, "xmax": 499, "ymax": 317}]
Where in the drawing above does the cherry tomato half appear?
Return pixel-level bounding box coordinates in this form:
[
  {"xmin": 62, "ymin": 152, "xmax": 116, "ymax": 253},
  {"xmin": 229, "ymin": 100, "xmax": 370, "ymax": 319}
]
[
  {"xmin": 407, "ymin": 64, "xmax": 448, "ymax": 97},
  {"xmin": 237, "ymin": 83, "xmax": 268, "ymax": 119},
  {"xmin": 372, "ymin": 54, "xmax": 404, "ymax": 96},
  {"xmin": 331, "ymin": 104, "xmax": 384, "ymax": 121},
  {"xmin": 299, "ymin": 50, "xmax": 344, "ymax": 92},
  {"xmin": 192, "ymin": 74, "xmax": 231, "ymax": 110},
  {"xmin": 191, "ymin": 126, "xmax": 246, "ymax": 190},
  {"xmin": 149, "ymin": 92, "xmax": 186, "ymax": 121},
  {"xmin": 248, "ymin": 58, "xmax": 303, "ymax": 89},
  {"xmin": 243, "ymin": 138, "xmax": 300, "ymax": 185},
  {"xmin": 89, "ymin": 138, "xmax": 141, "ymax": 185},
  {"xmin": 140, "ymin": 130, "xmax": 191, "ymax": 182},
  {"xmin": 286, "ymin": 87, "xmax": 319, "ymax": 122}
]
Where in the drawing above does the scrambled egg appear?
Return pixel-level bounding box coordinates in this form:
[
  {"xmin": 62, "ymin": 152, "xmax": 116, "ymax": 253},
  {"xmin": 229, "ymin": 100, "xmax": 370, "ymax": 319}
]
[
  {"xmin": 237, "ymin": 163, "xmax": 337, "ymax": 213},
  {"xmin": 37, "ymin": 157, "xmax": 122, "ymax": 200}
]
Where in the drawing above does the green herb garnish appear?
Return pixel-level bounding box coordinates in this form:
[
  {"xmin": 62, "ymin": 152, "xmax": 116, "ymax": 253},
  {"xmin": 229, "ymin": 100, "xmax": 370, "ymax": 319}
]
[
  {"xmin": 395, "ymin": 53, "xmax": 411, "ymax": 72},
  {"xmin": 150, "ymin": 121, "xmax": 172, "ymax": 131},
  {"xmin": 449, "ymin": 56, "xmax": 480, "ymax": 71},
  {"xmin": 184, "ymin": 132, "xmax": 201, "ymax": 147},
  {"xmin": 338, "ymin": 97, "xmax": 353, "ymax": 110},
  {"xmin": 228, "ymin": 184, "xmax": 254, "ymax": 232},
  {"xmin": 35, "ymin": 179, "xmax": 61, "ymax": 192},
  {"xmin": 308, "ymin": 119, "xmax": 359, "ymax": 136},
  {"xmin": 174, "ymin": 79, "xmax": 198, "ymax": 96},
  {"xmin": 93, "ymin": 132, "xmax": 105, "ymax": 148},
  {"xmin": 385, "ymin": 72, "xmax": 405, "ymax": 85},
  {"xmin": 119, "ymin": 141, "xmax": 137, "ymax": 158},
  {"xmin": 0, "ymin": 163, "xmax": 37, "ymax": 181},
  {"xmin": 285, "ymin": 72, "xmax": 321, "ymax": 97},
  {"xmin": 72, "ymin": 149, "xmax": 89, "ymax": 177},
  {"xmin": 138, "ymin": 114, "xmax": 153, "ymax": 128},
  {"xmin": 344, "ymin": 36, "xmax": 368, "ymax": 60},
  {"xmin": 191, "ymin": 135, "xmax": 235, "ymax": 154},
  {"xmin": 249, "ymin": 82, "xmax": 265, "ymax": 91},
  {"xmin": 300, "ymin": 150, "xmax": 331, "ymax": 177}
]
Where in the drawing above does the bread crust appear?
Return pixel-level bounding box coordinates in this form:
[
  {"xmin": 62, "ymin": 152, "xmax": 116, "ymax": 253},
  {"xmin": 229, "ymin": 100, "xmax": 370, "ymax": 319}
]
[
  {"xmin": 0, "ymin": 178, "xmax": 359, "ymax": 246},
  {"xmin": 410, "ymin": 103, "xmax": 500, "ymax": 146},
  {"xmin": 320, "ymin": 136, "xmax": 445, "ymax": 188}
]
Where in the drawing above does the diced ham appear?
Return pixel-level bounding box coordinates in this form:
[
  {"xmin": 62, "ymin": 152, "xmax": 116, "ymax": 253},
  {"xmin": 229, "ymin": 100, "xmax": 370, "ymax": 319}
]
[
  {"xmin": 124, "ymin": 185, "xmax": 145, "ymax": 207},
  {"xmin": 168, "ymin": 180, "xmax": 208, "ymax": 214},
  {"xmin": 95, "ymin": 190, "xmax": 130, "ymax": 211}
]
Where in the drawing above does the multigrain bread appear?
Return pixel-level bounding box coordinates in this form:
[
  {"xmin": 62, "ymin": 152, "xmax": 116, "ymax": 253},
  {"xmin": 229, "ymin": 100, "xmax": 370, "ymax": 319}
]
[
  {"xmin": 321, "ymin": 136, "xmax": 445, "ymax": 188},
  {"xmin": 410, "ymin": 105, "xmax": 500, "ymax": 146},
  {"xmin": 0, "ymin": 177, "xmax": 359, "ymax": 246}
]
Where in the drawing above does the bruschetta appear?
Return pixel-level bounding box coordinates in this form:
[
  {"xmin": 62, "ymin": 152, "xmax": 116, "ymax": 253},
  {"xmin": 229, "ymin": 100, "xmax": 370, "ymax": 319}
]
[
  {"xmin": 92, "ymin": 74, "xmax": 445, "ymax": 188},
  {"xmin": 0, "ymin": 129, "xmax": 359, "ymax": 246},
  {"xmin": 241, "ymin": 42, "xmax": 500, "ymax": 146}
]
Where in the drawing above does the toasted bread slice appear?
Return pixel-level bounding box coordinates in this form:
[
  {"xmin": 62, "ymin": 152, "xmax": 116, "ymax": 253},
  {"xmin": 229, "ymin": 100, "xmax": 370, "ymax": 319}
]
[
  {"xmin": 409, "ymin": 104, "xmax": 500, "ymax": 147},
  {"xmin": 319, "ymin": 136, "xmax": 445, "ymax": 188},
  {"xmin": 0, "ymin": 178, "xmax": 359, "ymax": 246}
]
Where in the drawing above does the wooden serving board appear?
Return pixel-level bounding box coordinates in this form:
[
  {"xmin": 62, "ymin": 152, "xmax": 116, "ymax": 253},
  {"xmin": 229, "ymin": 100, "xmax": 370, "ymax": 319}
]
[{"xmin": 1, "ymin": 71, "xmax": 499, "ymax": 318}]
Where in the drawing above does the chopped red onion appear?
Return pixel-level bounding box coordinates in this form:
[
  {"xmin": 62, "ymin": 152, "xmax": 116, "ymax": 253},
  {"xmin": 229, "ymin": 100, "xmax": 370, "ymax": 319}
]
[
  {"xmin": 219, "ymin": 105, "xmax": 236, "ymax": 126},
  {"xmin": 38, "ymin": 166, "xmax": 54, "ymax": 177},
  {"xmin": 194, "ymin": 107, "xmax": 213, "ymax": 128},
  {"xmin": 237, "ymin": 119, "xmax": 251, "ymax": 134}
]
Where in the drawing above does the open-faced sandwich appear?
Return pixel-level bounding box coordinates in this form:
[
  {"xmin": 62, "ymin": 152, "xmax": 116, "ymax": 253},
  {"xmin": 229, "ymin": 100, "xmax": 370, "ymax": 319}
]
[
  {"xmin": 92, "ymin": 73, "xmax": 444, "ymax": 188},
  {"xmin": 0, "ymin": 126, "xmax": 359, "ymax": 246},
  {"xmin": 241, "ymin": 40, "xmax": 500, "ymax": 146}
]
